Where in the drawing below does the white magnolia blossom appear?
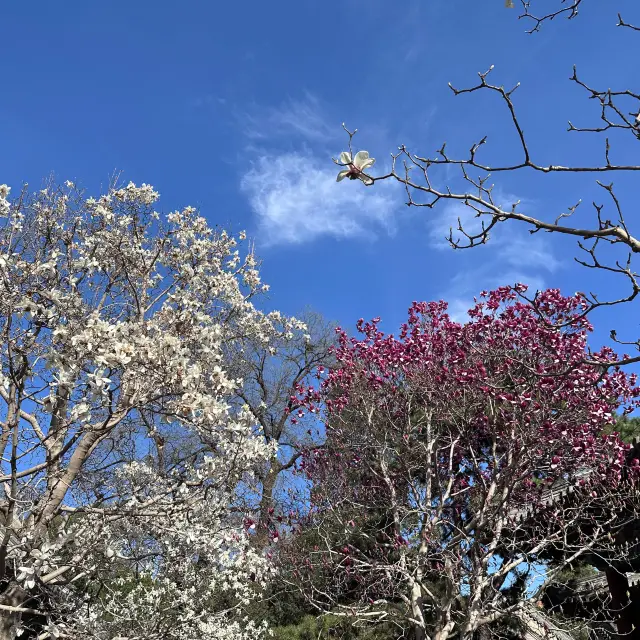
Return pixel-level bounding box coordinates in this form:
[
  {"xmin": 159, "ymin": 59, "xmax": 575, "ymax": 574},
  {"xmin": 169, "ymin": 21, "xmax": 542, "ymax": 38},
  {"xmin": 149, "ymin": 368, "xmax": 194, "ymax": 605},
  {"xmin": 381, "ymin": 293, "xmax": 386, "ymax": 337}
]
[
  {"xmin": 0, "ymin": 185, "xmax": 10, "ymax": 217},
  {"xmin": 0, "ymin": 180, "xmax": 298, "ymax": 639},
  {"xmin": 335, "ymin": 150, "xmax": 375, "ymax": 185}
]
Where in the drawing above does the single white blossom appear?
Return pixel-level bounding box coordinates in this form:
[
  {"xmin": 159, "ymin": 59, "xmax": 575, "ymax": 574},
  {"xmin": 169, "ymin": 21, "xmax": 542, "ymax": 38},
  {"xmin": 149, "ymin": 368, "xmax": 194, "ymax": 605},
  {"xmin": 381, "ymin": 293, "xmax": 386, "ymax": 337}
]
[{"xmin": 336, "ymin": 150, "xmax": 375, "ymax": 185}]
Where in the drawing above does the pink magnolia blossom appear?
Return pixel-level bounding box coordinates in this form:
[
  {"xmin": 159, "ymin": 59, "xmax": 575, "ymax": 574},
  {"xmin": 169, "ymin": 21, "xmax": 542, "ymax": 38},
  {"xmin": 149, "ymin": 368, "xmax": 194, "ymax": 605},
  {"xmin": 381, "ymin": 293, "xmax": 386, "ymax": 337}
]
[{"xmin": 286, "ymin": 286, "xmax": 640, "ymax": 640}]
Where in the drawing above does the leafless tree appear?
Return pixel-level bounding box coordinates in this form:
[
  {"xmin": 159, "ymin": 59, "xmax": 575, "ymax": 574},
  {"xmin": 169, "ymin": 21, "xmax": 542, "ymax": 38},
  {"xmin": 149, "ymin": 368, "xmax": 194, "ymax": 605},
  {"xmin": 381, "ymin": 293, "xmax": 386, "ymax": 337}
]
[
  {"xmin": 338, "ymin": 0, "xmax": 640, "ymax": 369},
  {"xmin": 286, "ymin": 378, "xmax": 640, "ymax": 639},
  {"xmin": 226, "ymin": 309, "xmax": 337, "ymax": 547}
]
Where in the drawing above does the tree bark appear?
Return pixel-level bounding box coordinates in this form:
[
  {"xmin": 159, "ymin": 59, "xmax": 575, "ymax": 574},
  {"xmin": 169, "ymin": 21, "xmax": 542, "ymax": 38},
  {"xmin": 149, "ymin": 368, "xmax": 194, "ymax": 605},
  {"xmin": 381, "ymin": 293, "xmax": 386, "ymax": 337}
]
[
  {"xmin": 630, "ymin": 582, "xmax": 640, "ymax": 640},
  {"xmin": 606, "ymin": 567, "xmax": 634, "ymax": 638},
  {"xmin": 0, "ymin": 584, "xmax": 31, "ymax": 640},
  {"xmin": 410, "ymin": 580, "xmax": 426, "ymax": 640},
  {"xmin": 254, "ymin": 465, "xmax": 279, "ymax": 549}
]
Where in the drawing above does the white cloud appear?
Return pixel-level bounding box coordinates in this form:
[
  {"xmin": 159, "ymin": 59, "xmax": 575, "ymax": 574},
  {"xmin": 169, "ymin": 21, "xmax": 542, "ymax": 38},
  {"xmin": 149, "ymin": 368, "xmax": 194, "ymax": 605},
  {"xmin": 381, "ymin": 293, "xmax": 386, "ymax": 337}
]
[
  {"xmin": 451, "ymin": 268, "xmax": 548, "ymax": 298},
  {"xmin": 239, "ymin": 94, "xmax": 402, "ymax": 246},
  {"xmin": 498, "ymin": 235, "xmax": 560, "ymax": 272},
  {"xmin": 242, "ymin": 93, "xmax": 338, "ymax": 144},
  {"xmin": 429, "ymin": 199, "xmax": 486, "ymax": 249},
  {"xmin": 429, "ymin": 188, "xmax": 559, "ymax": 273},
  {"xmin": 241, "ymin": 152, "xmax": 399, "ymax": 246},
  {"xmin": 445, "ymin": 297, "xmax": 476, "ymax": 324},
  {"xmin": 429, "ymin": 191, "xmax": 535, "ymax": 250},
  {"xmin": 445, "ymin": 269, "xmax": 550, "ymax": 325},
  {"xmin": 429, "ymin": 190, "xmax": 561, "ymax": 320}
]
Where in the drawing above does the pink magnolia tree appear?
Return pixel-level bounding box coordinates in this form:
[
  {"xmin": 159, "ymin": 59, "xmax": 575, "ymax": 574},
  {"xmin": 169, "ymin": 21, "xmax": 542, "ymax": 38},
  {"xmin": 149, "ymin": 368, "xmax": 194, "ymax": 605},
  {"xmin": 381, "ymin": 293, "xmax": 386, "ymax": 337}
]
[{"xmin": 287, "ymin": 286, "xmax": 640, "ymax": 640}]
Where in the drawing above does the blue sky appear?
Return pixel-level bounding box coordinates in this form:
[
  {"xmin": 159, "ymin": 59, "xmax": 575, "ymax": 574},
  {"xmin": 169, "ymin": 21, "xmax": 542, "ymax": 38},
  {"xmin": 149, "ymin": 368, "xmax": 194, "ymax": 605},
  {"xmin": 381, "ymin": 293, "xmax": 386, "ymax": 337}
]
[{"xmin": 2, "ymin": 0, "xmax": 638, "ymax": 362}]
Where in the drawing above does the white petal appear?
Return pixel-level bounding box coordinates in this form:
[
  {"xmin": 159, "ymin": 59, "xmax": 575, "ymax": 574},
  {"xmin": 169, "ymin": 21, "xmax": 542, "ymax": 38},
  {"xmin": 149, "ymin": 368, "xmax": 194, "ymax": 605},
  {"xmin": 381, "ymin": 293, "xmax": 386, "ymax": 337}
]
[
  {"xmin": 353, "ymin": 150, "xmax": 370, "ymax": 169},
  {"xmin": 336, "ymin": 170, "xmax": 350, "ymax": 182},
  {"xmin": 359, "ymin": 157, "xmax": 375, "ymax": 171},
  {"xmin": 339, "ymin": 151, "xmax": 352, "ymax": 165},
  {"xmin": 358, "ymin": 174, "xmax": 374, "ymax": 186}
]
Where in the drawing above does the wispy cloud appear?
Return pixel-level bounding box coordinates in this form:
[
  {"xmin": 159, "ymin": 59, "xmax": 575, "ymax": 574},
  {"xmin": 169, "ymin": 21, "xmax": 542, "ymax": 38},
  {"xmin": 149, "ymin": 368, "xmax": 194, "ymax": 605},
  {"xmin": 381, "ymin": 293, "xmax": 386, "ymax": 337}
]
[
  {"xmin": 239, "ymin": 93, "xmax": 403, "ymax": 246},
  {"xmin": 429, "ymin": 191, "xmax": 534, "ymax": 250},
  {"xmin": 450, "ymin": 268, "xmax": 549, "ymax": 299},
  {"xmin": 241, "ymin": 152, "xmax": 399, "ymax": 246},
  {"xmin": 445, "ymin": 297, "xmax": 478, "ymax": 324},
  {"xmin": 429, "ymin": 189, "xmax": 559, "ymax": 271},
  {"xmin": 428, "ymin": 190, "xmax": 561, "ymax": 321},
  {"xmin": 445, "ymin": 270, "xmax": 550, "ymax": 324},
  {"xmin": 428, "ymin": 199, "xmax": 486, "ymax": 250},
  {"xmin": 498, "ymin": 236, "xmax": 561, "ymax": 272},
  {"xmin": 242, "ymin": 93, "xmax": 339, "ymax": 144}
]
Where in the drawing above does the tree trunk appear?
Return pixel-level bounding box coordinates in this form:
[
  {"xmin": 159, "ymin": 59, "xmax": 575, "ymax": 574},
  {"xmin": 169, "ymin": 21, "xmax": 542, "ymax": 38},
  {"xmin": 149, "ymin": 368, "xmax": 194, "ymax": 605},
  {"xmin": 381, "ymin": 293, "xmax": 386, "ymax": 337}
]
[
  {"xmin": 253, "ymin": 466, "xmax": 279, "ymax": 549},
  {"xmin": 409, "ymin": 581, "xmax": 427, "ymax": 640},
  {"xmin": 630, "ymin": 582, "xmax": 640, "ymax": 640},
  {"xmin": 0, "ymin": 584, "xmax": 31, "ymax": 640},
  {"xmin": 606, "ymin": 567, "xmax": 634, "ymax": 638},
  {"xmin": 433, "ymin": 621, "xmax": 455, "ymax": 640},
  {"xmin": 0, "ymin": 612, "xmax": 16, "ymax": 640}
]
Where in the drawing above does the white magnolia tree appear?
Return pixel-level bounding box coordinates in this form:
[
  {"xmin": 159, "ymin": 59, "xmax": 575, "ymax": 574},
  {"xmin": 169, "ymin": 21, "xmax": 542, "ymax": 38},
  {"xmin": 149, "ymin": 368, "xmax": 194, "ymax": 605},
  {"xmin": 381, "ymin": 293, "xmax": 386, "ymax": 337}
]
[{"xmin": 0, "ymin": 180, "xmax": 302, "ymax": 639}]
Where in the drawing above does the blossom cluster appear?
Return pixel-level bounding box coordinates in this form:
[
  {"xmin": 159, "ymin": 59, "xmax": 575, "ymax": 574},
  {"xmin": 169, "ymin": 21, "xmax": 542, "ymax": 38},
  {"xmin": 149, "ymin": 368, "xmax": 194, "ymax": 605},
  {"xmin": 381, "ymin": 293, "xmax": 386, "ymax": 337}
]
[
  {"xmin": 0, "ymin": 181, "xmax": 301, "ymax": 638},
  {"xmin": 301, "ymin": 286, "xmax": 639, "ymax": 488},
  {"xmin": 288, "ymin": 286, "xmax": 640, "ymax": 638}
]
